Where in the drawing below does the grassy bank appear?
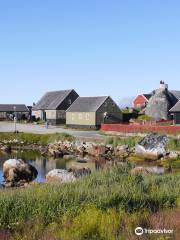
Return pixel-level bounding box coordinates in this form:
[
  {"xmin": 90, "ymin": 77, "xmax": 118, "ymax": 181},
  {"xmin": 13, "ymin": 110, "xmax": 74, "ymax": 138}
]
[
  {"xmin": 104, "ymin": 136, "xmax": 142, "ymax": 148},
  {"xmin": 0, "ymin": 132, "xmax": 74, "ymax": 145},
  {"xmin": 105, "ymin": 135, "xmax": 180, "ymax": 151},
  {"xmin": 0, "ymin": 165, "xmax": 180, "ymax": 239}
]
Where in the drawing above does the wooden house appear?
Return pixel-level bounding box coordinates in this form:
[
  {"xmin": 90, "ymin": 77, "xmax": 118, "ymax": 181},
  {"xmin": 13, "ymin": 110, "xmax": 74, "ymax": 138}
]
[
  {"xmin": 32, "ymin": 89, "xmax": 79, "ymax": 124},
  {"xmin": 66, "ymin": 96, "xmax": 122, "ymax": 129},
  {"xmin": 0, "ymin": 104, "xmax": 29, "ymax": 120}
]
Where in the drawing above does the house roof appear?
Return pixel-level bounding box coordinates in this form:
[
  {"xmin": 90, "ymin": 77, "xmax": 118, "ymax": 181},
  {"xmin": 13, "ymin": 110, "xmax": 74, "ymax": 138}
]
[
  {"xmin": 66, "ymin": 96, "xmax": 109, "ymax": 112},
  {"xmin": 33, "ymin": 89, "xmax": 74, "ymax": 110},
  {"xmin": 170, "ymin": 90, "xmax": 180, "ymax": 101},
  {"xmin": 143, "ymin": 94, "xmax": 152, "ymax": 100},
  {"xmin": 138, "ymin": 90, "xmax": 180, "ymax": 102},
  {"xmin": 170, "ymin": 100, "xmax": 180, "ymax": 112},
  {"xmin": 0, "ymin": 104, "xmax": 29, "ymax": 112}
]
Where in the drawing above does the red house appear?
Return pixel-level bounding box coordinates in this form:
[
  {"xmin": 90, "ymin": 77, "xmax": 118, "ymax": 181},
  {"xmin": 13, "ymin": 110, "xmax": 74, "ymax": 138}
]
[{"xmin": 133, "ymin": 94, "xmax": 152, "ymax": 109}]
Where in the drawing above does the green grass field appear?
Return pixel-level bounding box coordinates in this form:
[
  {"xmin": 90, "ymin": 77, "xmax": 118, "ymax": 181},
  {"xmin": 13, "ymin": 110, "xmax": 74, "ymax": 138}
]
[
  {"xmin": 0, "ymin": 132, "xmax": 75, "ymax": 145},
  {"xmin": 0, "ymin": 165, "xmax": 180, "ymax": 239}
]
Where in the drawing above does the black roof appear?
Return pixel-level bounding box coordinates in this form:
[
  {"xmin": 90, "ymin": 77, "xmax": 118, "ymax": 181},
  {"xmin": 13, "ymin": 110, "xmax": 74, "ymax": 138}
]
[
  {"xmin": 170, "ymin": 100, "xmax": 180, "ymax": 112},
  {"xmin": 170, "ymin": 90, "xmax": 180, "ymax": 101},
  {"xmin": 33, "ymin": 89, "xmax": 76, "ymax": 110},
  {"xmin": 142, "ymin": 90, "xmax": 180, "ymax": 102},
  {"xmin": 143, "ymin": 94, "xmax": 152, "ymax": 100},
  {"xmin": 0, "ymin": 104, "xmax": 29, "ymax": 112},
  {"xmin": 66, "ymin": 96, "xmax": 109, "ymax": 112}
]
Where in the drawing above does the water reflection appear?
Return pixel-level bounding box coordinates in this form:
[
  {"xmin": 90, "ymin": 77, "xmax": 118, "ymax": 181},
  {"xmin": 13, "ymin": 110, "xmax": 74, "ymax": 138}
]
[
  {"xmin": 0, "ymin": 150, "xmax": 96, "ymax": 183},
  {"xmin": 0, "ymin": 150, "xmax": 166, "ymax": 184}
]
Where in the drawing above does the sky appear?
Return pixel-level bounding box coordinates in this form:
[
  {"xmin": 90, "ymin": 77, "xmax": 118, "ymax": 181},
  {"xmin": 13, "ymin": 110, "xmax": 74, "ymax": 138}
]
[{"xmin": 0, "ymin": 0, "xmax": 180, "ymax": 106}]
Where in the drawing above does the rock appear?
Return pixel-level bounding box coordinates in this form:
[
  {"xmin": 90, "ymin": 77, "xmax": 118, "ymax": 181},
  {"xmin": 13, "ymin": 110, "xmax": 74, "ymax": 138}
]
[
  {"xmin": 46, "ymin": 167, "xmax": 91, "ymax": 183},
  {"xmin": 63, "ymin": 154, "xmax": 75, "ymax": 160},
  {"xmin": 105, "ymin": 144, "xmax": 114, "ymax": 154},
  {"xmin": 68, "ymin": 167, "xmax": 91, "ymax": 178},
  {"xmin": 116, "ymin": 144, "xmax": 129, "ymax": 152},
  {"xmin": 3, "ymin": 159, "xmax": 38, "ymax": 187},
  {"xmin": 75, "ymin": 142, "xmax": 106, "ymax": 157},
  {"xmin": 46, "ymin": 169, "xmax": 76, "ymax": 183},
  {"xmin": 167, "ymin": 151, "xmax": 179, "ymax": 159},
  {"xmin": 135, "ymin": 133, "xmax": 168, "ymax": 160},
  {"xmin": 0, "ymin": 145, "xmax": 11, "ymax": 153},
  {"xmin": 131, "ymin": 166, "xmax": 165, "ymax": 175},
  {"xmin": 131, "ymin": 167, "xmax": 153, "ymax": 175},
  {"xmin": 48, "ymin": 141, "xmax": 74, "ymax": 157},
  {"xmin": 77, "ymin": 159, "xmax": 87, "ymax": 163}
]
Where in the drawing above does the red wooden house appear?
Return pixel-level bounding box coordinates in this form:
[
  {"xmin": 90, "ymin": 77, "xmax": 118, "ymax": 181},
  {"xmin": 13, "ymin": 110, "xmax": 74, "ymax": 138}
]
[{"xmin": 133, "ymin": 94, "xmax": 152, "ymax": 109}]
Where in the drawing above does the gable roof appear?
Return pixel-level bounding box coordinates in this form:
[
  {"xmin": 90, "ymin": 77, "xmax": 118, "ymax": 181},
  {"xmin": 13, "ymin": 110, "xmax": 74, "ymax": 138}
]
[
  {"xmin": 138, "ymin": 90, "xmax": 180, "ymax": 100},
  {"xmin": 170, "ymin": 90, "xmax": 180, "ymax": 101},
  {"xmin": 0, "ymin": 104, "xmax": 29, "ymax": 112},
  {"xmin": 143, "ymin": 94, "xmax": 152, "ymax": 100},
  {"xmin": 170, "ymin": 100, "xmax": 180, "ymax": 112},
  {"xmin": 66, "ymin": 96, "xmax": 109, "ymax": 112},
  {"xmin": 33, "ymin": 89, "xmax": 75, "ymax": 110}
]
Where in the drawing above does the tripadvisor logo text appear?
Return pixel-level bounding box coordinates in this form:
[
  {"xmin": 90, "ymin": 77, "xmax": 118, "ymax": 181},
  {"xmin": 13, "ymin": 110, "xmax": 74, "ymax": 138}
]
[{"xmin": 135, "ymin": 227, "xmax": 173, "ymax": 236}]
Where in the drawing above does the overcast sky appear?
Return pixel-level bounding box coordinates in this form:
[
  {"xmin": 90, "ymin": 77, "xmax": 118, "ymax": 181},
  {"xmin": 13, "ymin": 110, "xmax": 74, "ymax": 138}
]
[{"xmin": 0, "ymin": 0, "xmax": 180, "ymax": 105}]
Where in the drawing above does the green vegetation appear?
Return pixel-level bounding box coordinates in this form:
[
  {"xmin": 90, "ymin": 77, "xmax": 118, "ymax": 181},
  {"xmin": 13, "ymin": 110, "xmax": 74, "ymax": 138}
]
[
  {"xmin": 0, "ymin": 165, "xmax": 180, "ymax": 235},
  {"xmin": 0, "ymin": 132, "xmax": 74, "ymax": 145},
  {"xmin": 168, "ymin": 138, "xmax": 180, "ymax": 151},
  {"xmin": 137, "ymin": 114, "xmax": 153, "ymax": 121},
  {"xmin": 104, "ymin": 136, "xmax": 142, "ymax": 148},
  {"xmin": 159, "ymin": 157, "xmax": 180, "ymax": 171}
]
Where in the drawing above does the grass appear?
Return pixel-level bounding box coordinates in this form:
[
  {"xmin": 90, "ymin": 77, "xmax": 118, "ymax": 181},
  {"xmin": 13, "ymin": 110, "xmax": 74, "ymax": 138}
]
[
  {"xmin": 0, "ymin": 165, "xmax": 180, "ymax": 229},
  {"xmin": 0, "ymin": 132, "xmax": 75, "ymax": 145},
  {"xmin": 104, "ymin": 136, "xmax": 142, "ymax": 148},
  {"xmin": 168, "ymin": 138, "xmax": 180, "ymax": 151}
]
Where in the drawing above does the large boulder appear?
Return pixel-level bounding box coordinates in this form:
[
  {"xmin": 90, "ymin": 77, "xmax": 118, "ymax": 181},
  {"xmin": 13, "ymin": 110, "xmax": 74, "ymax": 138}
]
[
  {"xmin": 135, "ymin": 133, "xmax": 168, "ymax": 160},
  {"xmin": 46, "ymin": 169, "xmax": 76, "ymax": 183},
  {"xmin": 46, "ymin": 167, "xmax": 91, "ymax": 183},
  {"xmin": 3, "ymin": 159, "xmax": 38, "ymax": 187}
]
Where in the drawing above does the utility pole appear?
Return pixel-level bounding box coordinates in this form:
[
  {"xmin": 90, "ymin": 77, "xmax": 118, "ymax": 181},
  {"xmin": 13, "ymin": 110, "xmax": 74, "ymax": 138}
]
[{"xmin": 13, "ymin": 106, "xmax": 17, "ymax": 133}]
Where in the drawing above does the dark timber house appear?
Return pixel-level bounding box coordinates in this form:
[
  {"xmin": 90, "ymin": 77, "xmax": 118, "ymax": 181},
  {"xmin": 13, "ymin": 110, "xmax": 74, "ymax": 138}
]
[
  {"xmin": 66, "ymin": 96, "xmax": 122, "ymax": 129},
  {"xmin": 32, "ymin": 89, "xmax": 79, "ymax": 124},
  {"xmin": 170, "ymin": 101, "xmax": 180, "ymax": 124},
  {"xmin": 0, "ymin": 104, "xmax": 29, "ymax": 120}
]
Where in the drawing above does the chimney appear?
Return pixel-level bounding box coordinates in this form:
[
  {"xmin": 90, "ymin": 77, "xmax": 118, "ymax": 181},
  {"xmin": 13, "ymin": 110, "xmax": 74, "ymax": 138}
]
[{"xmin": 159, "ymin": 80, "xmax": 168, "ymax": 90}]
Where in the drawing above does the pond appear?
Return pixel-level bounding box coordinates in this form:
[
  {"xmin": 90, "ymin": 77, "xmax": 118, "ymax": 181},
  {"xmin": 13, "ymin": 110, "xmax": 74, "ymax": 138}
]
[
  {"xmin": 0, "ymin": 150, "xmax": 166, "ymax": 184},
  {"xmin": 0, "ymin": 150, "xmax": 97, "ymax": 184}
]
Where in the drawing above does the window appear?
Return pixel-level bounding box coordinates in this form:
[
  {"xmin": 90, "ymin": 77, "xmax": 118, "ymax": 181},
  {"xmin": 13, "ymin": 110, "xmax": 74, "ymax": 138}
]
[
  {"xmin": 86, "ymin": 113, "xmax": 90, "ymax": 120},
  {"xmin": 79, "ymin": 113, "xmax": 83, "ymax": 120},
  {"xmin": 72, "ymin": 113, "xmax": 75, "ymax": 120}
]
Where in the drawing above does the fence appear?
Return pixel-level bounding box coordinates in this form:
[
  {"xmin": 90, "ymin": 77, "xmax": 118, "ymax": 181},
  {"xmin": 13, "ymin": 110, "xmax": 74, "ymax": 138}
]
[{"xmin": 101, "ymin": 123, "xmax": 180, "ymax": 135}]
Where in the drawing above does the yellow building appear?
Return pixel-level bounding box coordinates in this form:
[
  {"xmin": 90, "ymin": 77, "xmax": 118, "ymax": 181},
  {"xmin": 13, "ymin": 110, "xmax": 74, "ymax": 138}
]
[{"xmin": 66, "ymin": 96, "xmax": 122, "ymax": 129}]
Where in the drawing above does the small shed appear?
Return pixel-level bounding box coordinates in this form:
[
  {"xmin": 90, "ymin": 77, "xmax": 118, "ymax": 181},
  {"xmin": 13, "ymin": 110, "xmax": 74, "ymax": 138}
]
[
  {"xmin": 32, "ymin": 89, "xmax": 79, "ymax": 124},
  {"xmin": 66, "ymin": 96, "xmax": 122, "ymax": 129},
  {"xmin": 0, "ymin": 104, "xmax": 29, "ymax": 120},
  {"xmin": 170, "ymin": 101, "xmax": 180, "ymax": 124}
]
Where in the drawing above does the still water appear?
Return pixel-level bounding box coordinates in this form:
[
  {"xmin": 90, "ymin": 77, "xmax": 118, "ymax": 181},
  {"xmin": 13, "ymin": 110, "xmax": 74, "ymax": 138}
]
[
  {"xmin": 0, "ymin": 150, "xmax": 165, "ymax": 184},
  {"xmin": 0, "ymin": 150, "xmax": 96, "ymax": 183}
]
